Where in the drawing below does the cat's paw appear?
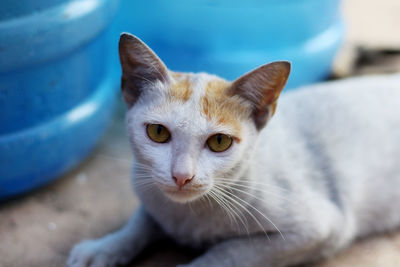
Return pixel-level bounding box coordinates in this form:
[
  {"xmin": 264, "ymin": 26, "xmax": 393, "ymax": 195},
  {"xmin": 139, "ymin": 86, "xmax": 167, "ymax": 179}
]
[{"xmin": 67, "ymin": 239, "xmax": 131, "ymax": 267}]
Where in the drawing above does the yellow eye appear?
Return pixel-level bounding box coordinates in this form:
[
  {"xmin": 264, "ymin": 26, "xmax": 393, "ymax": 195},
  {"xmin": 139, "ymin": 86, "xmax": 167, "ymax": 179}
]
[
  {"xmin": 146, "ymin": 124, "xmax": 171, "ymax": 143},
  {"xmin": 206, "ymin": 134, "xmax": 233, "ymax": 152}
]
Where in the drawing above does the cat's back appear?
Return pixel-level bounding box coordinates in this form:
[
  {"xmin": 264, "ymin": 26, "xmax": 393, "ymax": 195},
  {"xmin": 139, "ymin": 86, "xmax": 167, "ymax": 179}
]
[
  {"xmin": 279, "ymin": 74, "xmax": 400, "ymax": 125},
  {"xmin": 261, "ymin": 74, "xmax": 400, "ymax": 236},
  {"xmin": 258, "ymin": 74, "xmax": 400, "ymax": 178},
  {"xmin": 276, "ymin": 74, "xmax": 400, "ymax": 160}
]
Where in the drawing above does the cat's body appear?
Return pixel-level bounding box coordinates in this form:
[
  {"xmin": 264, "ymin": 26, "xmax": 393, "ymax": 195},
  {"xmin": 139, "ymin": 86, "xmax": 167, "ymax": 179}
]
[
  {"xmin": 267, "ymin": 77, "xmax": 400, "ymax": 239},
  {"xmin": 135, "ymin": 74, "xmax": 400, "ymax": 264},
  {"xmin": 68, "ymin": 34, "xmax": 400, "ymax": 267}
]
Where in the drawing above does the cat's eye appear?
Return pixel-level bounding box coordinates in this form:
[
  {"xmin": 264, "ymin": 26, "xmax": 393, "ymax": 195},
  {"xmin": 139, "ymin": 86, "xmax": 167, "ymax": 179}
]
[
  {"xmin": 206, "ymin": 134, "xmax": 233, "ymax": 152},
  {"xmin": 146, "ymin": 124, "xmax": 171, "ymax": 143}
]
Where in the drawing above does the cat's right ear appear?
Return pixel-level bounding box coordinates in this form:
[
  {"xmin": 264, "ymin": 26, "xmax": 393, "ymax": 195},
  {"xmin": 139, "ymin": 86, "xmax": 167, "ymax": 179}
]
[{"xmin": 119, "ymin": 33, "xmax": 170, "ymax": 107}]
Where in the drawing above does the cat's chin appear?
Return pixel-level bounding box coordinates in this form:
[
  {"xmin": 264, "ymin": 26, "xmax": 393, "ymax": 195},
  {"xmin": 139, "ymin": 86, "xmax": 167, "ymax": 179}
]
[
  {"xmin": 164, "ymin": 191, "xmax": 204, "ymax": 203},
  {"xmin": 158, "ymin": 185, "xmax": 208, "ymax": 203}
]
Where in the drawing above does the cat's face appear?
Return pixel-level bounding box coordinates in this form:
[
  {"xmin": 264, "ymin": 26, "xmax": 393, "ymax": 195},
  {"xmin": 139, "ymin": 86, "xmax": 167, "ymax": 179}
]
[
  {"xmin": 119, "ymin": 33, "xmax": 290, "ymax": 203},
  {"xmin": 126, "ymin": 73, "xmax": 256, "ymax": 202}
]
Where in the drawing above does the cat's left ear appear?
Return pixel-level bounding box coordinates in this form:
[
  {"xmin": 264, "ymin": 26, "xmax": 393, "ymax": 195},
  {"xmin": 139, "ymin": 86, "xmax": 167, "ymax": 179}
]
[
  {"xmin": 228, "ymin": 61, "xmax": 291, "ymax": 130},
  {"xmin": 119, "ymin": 33, "xmax": 170, "ymax": 107}
]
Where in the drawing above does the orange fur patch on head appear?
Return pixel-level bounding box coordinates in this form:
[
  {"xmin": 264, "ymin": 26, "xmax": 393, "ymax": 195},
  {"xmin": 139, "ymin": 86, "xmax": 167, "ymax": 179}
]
[
  {"xmin": 169, "ymin": 73, "xmax": 193, "ymax": 102},
  {"xmin": 201, "ymin": 79, "xmax": 251, "ymax": 136}
]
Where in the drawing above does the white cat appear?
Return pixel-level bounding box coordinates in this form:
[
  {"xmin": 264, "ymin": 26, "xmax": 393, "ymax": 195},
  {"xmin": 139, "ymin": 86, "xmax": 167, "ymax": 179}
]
[{"xmin": 68, "ymin": 33, "xmax": 400, "ymax": 267}]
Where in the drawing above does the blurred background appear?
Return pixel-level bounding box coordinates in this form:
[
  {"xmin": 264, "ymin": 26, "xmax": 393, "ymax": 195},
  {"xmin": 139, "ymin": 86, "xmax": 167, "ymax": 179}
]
[{"xmin": 0, "ymin": 0, "xmax": 399, "ymax": 266}]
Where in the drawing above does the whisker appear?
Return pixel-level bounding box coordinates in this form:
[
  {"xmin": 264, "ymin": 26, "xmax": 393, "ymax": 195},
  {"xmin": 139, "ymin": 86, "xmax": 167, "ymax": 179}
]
[
  {"xmin": 213, "ymin": 186, "xmax": 271, "ymax": 241},
  {"xmin": 213, "ymin": 189, "xmax": 251, "ymax": 236},
  {"xmin": 133, "ymin": 181, "xmax": 156, "ymax": 193},
  {"xmin": 209, "ymin": 189, "xmax": 248, "ymax": 235},
  {"xmin": 214, "ymin": 185, "xmax": 285, "ymax": 241},
  {"xmin": 216, "ymin": 178, "xmax": 292, "ymax": 193},
  {"xmin": 203, "ymin": 194, "xmax": 213, "ymax": 209},
  {"xmin": 132, "ymin": 179, "xmax": 154, "ymax": 186},
  {"xmin": 208, "ymin": 190, "xmax": 237, "ymax": 227},
  {"xmin": 216, "ymin": 180, "xmax": 301, "ymax": 208},
  {"xmin": 132, "ymin": 162, "xmax": 153, "ymax": 169}
]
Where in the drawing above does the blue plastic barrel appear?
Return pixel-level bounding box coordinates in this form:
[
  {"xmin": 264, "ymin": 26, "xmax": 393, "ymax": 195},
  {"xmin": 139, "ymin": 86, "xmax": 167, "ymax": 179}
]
[
  {"xmin": 112, "ymin": 0, "xmax": 343, "ymax": 88},
  {"xmin": 0, "ymin": 0, "xmax": 119, "ymax": 200}
]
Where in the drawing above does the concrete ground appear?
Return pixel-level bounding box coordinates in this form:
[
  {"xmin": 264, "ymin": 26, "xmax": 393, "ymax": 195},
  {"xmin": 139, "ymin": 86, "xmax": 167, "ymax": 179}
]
[{"xmin": 1, "ymin": 0, "xmax": 400, "ymax": 266}]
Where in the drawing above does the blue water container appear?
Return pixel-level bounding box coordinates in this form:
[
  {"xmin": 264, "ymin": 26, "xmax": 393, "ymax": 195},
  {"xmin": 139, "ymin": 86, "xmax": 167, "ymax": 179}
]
[
  {"xmin": 0, "ymin": 0, "xmax": 119, "ymax": 200},
  {"xmin": 112, "ymin": 0, "xmax": 343, "ymax": 88}
]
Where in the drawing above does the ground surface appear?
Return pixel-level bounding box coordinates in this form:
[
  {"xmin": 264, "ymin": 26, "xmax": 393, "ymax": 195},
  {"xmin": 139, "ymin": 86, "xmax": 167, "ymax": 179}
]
[{"xmin": 1, "ymin": 1, "xmax": 400, "ymax": 266}]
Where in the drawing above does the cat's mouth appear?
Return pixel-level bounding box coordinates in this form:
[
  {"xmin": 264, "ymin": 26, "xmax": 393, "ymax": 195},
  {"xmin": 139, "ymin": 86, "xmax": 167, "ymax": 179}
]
[{"xmin": 157, "ymin": 184, "xmax": 208, "ymax": 203}]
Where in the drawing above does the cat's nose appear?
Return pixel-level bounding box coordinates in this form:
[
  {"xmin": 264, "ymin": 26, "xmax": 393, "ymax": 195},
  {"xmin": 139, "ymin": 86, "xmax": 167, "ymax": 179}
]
[{"xmin": 172, "ymin": 173, "xmax": 194, "ymax": 189}]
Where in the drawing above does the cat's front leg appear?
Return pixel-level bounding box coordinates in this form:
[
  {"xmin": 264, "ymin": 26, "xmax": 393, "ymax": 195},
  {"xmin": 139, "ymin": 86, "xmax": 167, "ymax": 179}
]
[
  {"xmin": 67, "ymin": 206, "xmax": 163, "ymax": 267},
  {"xmin": 178, "ymin": 227, "xmax": 347, "ymax": 267}
]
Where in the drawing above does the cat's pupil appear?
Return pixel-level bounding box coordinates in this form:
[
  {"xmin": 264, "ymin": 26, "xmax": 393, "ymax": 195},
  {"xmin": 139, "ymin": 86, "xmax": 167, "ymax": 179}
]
[
  {"xmin": 157, "ymin": 125, "xmax": 162, "ymax": 135},
  {"xmin": 217, "ymin": 134, "xmax": 222, "ymax": 144}
]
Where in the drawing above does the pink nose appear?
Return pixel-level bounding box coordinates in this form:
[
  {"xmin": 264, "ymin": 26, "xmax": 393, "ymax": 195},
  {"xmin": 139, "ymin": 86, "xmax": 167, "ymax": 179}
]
[{"xmin": 173, "ymin": 173, "xmax": 194, "ymax": 189}]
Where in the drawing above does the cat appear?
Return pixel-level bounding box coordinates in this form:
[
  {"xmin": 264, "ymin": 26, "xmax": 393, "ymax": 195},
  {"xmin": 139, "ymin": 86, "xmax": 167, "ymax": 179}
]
[{"xmin": 67, "ymin": 33, "xmax": 400, "ymax": 267}]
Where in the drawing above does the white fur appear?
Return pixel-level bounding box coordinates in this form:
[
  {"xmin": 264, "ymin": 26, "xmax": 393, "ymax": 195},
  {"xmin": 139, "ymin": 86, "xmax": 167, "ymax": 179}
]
[
  {"xmin": 68, "ymin": 73, "xmax": 400, "ymax": 267},
  {"xmin": 126, "ymin": 72, "xmax": 252, "ymax": 203}
]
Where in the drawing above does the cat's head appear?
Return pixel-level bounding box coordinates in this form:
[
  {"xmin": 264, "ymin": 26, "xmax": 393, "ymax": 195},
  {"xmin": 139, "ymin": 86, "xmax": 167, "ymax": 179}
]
[{"xmin": 119, "ymin": 33, "xmax": 290, "ymax": 203}]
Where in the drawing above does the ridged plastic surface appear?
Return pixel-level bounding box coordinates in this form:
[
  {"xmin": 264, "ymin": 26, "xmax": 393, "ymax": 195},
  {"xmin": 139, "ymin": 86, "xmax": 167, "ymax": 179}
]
[
  {"xmin": 112, "ymin": 0, "xmax": 344, "ymax": 89},
  {"xmin": 0, "ymin": 0, "xmax": 119, "ymax": 200}
]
